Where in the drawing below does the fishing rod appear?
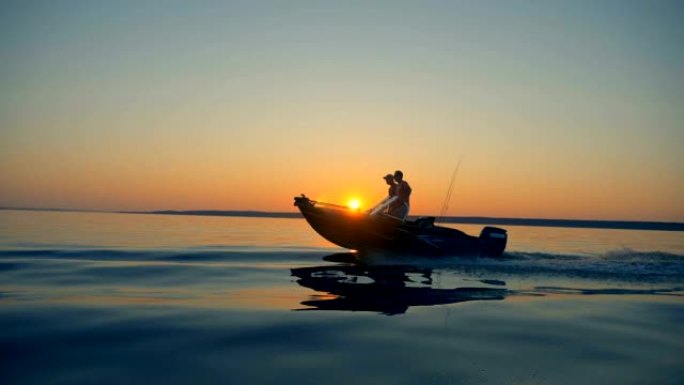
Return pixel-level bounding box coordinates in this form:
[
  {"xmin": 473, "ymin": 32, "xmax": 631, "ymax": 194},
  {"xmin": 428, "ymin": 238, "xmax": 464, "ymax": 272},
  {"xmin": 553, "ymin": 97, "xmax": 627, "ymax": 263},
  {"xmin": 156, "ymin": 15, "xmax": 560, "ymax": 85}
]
[{"xmin": 436, "ymin": 157, "xmax": 462, "ymax": 223}]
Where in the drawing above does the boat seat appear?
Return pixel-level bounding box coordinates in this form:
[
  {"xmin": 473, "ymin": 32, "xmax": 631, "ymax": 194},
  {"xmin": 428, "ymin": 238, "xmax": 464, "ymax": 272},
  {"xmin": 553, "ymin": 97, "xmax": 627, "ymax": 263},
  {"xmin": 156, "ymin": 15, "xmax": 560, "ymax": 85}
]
[{"xmin": 413, "ymin": 216, "xmax": 436, "ymax": 229}]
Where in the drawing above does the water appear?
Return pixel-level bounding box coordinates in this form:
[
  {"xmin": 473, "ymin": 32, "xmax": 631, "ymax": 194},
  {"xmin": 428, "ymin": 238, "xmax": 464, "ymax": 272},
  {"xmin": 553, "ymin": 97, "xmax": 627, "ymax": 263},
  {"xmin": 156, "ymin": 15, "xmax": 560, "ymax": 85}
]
[{"xmin": 1, "ymin": 210, "xmax": 683, "ymax": 384}]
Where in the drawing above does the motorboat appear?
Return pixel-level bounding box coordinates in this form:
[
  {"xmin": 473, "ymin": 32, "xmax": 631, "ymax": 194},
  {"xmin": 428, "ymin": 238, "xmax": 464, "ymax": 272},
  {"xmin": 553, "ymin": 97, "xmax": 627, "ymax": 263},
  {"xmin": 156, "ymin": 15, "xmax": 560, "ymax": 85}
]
[{"xmin": 294, "ymin": 195, "xmax": 508, "ymax": 257}]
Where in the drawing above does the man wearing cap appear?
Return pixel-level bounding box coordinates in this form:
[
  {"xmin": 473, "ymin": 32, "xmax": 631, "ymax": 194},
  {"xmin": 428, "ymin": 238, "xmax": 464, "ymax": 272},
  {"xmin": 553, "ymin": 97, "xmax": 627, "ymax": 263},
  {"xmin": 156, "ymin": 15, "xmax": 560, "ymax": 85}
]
[
  {"xmin": 383, "ymin": 174, "xmax": 397, "ymax": 198},
  {"xmin": 382, "ymin": 174, "xmax": 397, "ymax": 215}
]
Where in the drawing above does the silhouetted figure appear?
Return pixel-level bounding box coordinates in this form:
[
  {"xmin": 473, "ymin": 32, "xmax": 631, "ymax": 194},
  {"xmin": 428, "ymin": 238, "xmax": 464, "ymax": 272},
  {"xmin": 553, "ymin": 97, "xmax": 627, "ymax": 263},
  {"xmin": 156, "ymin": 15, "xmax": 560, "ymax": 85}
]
[
  {"xmin": 383, "ymin": 174, "xmax": 397, "ymax": 213},
  {"xmin": 384, "ymin": 174, "xmax": 397, "ymax": 196},
  {"xmin": 389, "ymin": 170, "xmax": 411, "ymax": 219}
]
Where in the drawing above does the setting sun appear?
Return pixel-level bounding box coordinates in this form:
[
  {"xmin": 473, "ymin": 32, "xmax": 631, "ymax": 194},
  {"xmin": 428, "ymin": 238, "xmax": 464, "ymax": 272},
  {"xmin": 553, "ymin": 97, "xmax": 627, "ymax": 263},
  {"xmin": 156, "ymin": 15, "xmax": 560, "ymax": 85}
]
[{"xmin": 347, "ymin": 198, "xmax": 361, "ymax": 211}]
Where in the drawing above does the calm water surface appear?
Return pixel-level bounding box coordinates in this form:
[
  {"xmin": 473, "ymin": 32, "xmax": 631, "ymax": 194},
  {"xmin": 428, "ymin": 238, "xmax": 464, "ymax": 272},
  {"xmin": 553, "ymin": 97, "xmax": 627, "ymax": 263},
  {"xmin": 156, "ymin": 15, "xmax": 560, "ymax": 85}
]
[{"xmin": 1, "ymin": 210, "xmax": 683, "ymax": 385}]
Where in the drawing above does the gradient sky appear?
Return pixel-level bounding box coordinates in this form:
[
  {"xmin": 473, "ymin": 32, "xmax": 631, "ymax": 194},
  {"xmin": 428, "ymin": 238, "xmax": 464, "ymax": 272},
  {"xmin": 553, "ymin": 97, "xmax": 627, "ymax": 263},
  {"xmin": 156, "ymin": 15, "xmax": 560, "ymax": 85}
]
[{"xmin": 1, "ymin": 0, "xmax": 683, "ymax": 221}]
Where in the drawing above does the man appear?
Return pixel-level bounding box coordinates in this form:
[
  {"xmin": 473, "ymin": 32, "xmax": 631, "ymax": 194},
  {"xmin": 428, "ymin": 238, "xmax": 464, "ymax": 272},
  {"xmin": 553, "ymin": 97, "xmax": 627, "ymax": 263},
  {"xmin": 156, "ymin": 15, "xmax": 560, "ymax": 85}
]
[
  {"xmin": 389, "ymin": 170, "xmax": 411, "ymax": 219},
  {"xmin": 382, "ymin": 173, "xmax": 398, "ymax": 215},
  {"xmin": 383, "ymin": 174, "xmax": 396, "ymax": 198}
]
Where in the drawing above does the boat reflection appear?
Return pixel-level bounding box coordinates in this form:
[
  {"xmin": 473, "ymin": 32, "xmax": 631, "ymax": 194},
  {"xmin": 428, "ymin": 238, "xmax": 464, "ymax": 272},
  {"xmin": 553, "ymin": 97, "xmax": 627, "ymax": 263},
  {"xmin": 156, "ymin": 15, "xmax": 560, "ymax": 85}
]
[{"xmin": 291, "ymin": 253, "xmax": 508, "ymax": 315}]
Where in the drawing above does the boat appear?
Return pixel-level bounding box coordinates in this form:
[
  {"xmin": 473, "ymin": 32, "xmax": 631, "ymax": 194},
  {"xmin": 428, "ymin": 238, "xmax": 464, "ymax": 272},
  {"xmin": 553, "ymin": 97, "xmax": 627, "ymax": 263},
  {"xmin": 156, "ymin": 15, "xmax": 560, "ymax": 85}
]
[{"xmin": 294, "ymin": 195, "xmax": 508, "ymax": 257}]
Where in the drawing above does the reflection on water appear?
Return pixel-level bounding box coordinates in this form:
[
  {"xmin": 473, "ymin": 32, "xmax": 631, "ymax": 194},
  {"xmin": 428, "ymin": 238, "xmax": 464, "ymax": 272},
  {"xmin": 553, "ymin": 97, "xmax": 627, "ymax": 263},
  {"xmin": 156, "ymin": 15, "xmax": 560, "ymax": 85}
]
[
  {"xmin": 292, "ymin": 253, "xmax": 508, "ymax": 315},
  {"xmin": 1, "ymin": 211, "xmax": 683, "ymax": 385}
]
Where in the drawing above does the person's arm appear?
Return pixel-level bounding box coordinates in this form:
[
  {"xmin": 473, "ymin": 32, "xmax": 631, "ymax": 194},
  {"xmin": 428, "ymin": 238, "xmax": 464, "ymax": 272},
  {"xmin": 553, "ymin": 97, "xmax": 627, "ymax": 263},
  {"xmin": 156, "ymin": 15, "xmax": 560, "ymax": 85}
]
[{"xmin": 369, "ymin": 196, "xmax": 399, "ymax": 216}]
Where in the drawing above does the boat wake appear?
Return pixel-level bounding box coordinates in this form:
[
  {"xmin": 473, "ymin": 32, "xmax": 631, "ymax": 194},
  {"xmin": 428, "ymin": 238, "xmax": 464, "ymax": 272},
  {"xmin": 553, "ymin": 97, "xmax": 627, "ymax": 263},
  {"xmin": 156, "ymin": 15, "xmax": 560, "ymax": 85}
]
[
  {"xmin": 1, "ymin": 246, "xmax": 682, "ymax": 315},
  {"xmin": 350, "ymin": 248, "xmax": 684, "ymax": 284},
  {"xmin": 1, "ymin": 246, "xmax": 682, "ymax": 284},
  {"xmin": 291, "ymin": 248, "xmax": 684, "ymax": 314}
]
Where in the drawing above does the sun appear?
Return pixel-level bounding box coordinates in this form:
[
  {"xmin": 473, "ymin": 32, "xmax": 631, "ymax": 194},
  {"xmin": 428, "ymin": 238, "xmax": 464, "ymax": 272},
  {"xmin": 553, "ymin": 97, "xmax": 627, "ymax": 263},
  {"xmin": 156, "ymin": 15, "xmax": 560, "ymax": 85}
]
[{"xmin": 347, "ymin": 198, "xmax": 361, "ymax": 211}]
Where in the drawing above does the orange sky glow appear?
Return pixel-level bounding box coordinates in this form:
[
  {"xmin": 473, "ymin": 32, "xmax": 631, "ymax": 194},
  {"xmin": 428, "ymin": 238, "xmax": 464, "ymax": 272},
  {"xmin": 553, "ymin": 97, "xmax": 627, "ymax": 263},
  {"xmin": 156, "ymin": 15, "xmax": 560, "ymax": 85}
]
[{"xmin": 1, "ymin": 2, "xmax": 682, "ymax": 221}]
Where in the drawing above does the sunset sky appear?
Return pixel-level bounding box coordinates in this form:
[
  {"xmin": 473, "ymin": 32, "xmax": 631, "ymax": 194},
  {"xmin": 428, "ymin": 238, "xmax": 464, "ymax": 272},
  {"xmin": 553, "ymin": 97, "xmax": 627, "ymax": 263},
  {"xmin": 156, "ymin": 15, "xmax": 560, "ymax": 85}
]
[{"xmin": 1, "ymin": 1, "xmax": 682, "ymax": 221}]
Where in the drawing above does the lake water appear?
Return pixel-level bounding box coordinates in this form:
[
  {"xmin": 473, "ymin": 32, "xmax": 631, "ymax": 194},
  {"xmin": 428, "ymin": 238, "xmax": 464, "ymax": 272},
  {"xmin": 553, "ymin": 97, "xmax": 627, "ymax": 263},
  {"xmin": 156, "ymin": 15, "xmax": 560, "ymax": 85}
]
[{"xmin": 1, "ymin": 210, "xmax": 683, "ymax": 384}]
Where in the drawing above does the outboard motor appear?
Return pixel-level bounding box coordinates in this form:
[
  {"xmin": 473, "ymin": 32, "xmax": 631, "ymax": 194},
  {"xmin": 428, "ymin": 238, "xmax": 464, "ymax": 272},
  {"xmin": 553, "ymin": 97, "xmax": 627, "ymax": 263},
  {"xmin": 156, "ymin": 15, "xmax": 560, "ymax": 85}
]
[{"xmin": 479, "ymin": 227, "xmax": 507, "ymax": 257}]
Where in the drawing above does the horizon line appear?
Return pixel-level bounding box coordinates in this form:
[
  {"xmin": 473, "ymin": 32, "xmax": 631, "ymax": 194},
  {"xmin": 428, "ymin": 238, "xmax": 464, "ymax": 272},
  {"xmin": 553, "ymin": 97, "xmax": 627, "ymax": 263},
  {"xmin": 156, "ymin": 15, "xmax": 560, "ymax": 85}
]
[{"xmin": 1, "ymin": 206, "xmax": 682, "ymax": 232}]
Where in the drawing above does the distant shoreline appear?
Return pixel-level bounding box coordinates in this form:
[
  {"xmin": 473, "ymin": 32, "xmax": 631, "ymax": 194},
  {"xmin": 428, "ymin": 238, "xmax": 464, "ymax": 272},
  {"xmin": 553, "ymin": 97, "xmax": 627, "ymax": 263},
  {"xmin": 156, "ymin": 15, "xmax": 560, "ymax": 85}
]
[{"xmin": 2, "ymin": 207, "xmax": 682, "ymax": 232}]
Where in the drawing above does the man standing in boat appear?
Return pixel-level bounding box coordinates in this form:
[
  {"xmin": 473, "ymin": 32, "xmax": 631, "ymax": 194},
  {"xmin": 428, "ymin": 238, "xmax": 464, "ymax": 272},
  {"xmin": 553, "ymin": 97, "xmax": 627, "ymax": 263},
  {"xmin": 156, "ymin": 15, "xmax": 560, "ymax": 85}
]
[
  {"xmin": 389, "ymin": 170, "xmax": 411, "ymax": 219},
  {"xmin": 383, "ymin": 174, "xmax": 397, "ymax": 204}
]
